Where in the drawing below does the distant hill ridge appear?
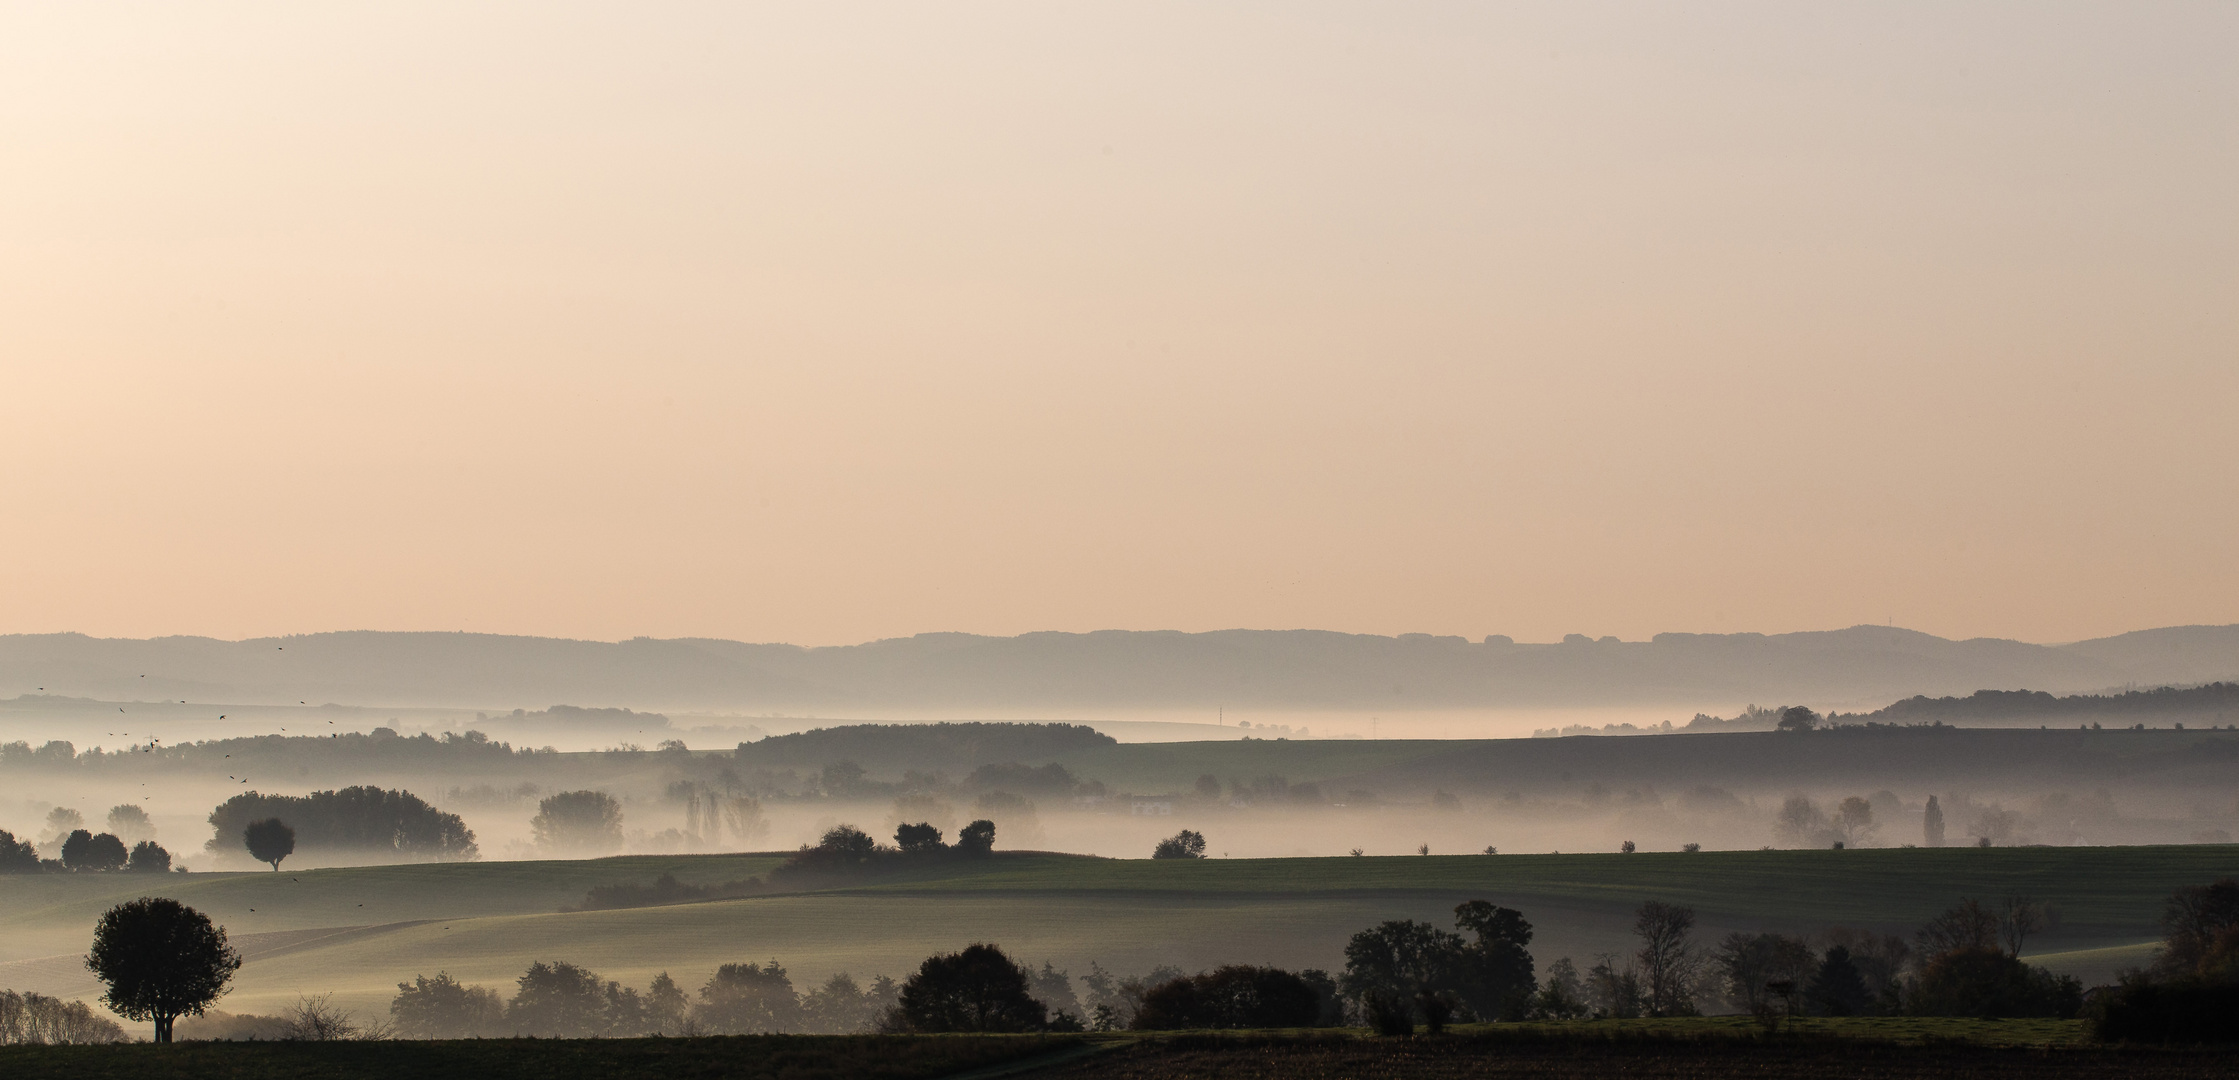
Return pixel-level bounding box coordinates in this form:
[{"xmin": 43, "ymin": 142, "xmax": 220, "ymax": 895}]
[
  {"xmin": 0, "ymin": 623, "xmax": 2234, "ymax": 711},
  {"xmin": 1860, "ymin": 682, "xmax": 2239, "ymax": 725},
  {"xmin": 735, "ymin": 721, "xmax": 1116, "ymax": 774}
]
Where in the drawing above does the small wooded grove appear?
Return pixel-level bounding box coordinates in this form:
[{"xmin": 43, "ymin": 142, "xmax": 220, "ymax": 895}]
[{"xmin": 204, "ymin": 787, "xmax": 477, "ymax": 861}]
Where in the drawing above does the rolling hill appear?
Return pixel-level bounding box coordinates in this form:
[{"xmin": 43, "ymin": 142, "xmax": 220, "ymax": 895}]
[
  {"xmin": 3, "ymin": 624, "xmax": 2236, "ymax": 712},
  {"xmin": 2, "ymin": 846, "xmax": 2223, "ymax": 1025}
]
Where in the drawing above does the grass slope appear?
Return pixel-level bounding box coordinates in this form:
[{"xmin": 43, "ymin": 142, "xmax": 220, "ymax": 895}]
[{"xmin": 4, "ymin": 846, "xmax": 2229, "ymax": 1024}]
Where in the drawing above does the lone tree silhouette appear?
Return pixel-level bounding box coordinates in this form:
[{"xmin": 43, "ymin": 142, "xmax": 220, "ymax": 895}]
[
  {"xmin": 896, "ymin": 943, "xmax": 1047, "ymax": 1032},
  {"xmin": 954, "ymin": 819, "xmax": 997, "ymax": 857},
  {"xmin": 244, "ymin": 818, "xmax": 295, "ymax": 870},
  {"xmin": 86, "ymin": 897, "xmax": 242, "ymax": 1043},
  {"xmin": 1152, "ymin": 829, "xmax": 1207, "ymax": 860}
]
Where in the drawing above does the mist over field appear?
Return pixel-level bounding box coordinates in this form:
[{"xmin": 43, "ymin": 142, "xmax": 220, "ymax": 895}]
[
  {"xmin": 5, "ymin": 622, "xmax": 2237, "ymax": 874},
  {"xmin": 6, "ymin": 2, "xmax": 2238, "ymax": 1061}
]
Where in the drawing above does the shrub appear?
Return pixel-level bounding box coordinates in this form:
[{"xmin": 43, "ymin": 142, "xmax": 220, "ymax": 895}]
[
  {"xmin": 1131, "ymin": 966, "xmax": 1327, "ymax": 1030},
  {"xmin": 2092, "ymin": 981, "xmax": 2239, "ymax": 1043},
  {"xmin": 1362, "ymin": 991, "xmax": 1414, "ymax": 1036},
  {"xmin": 1905, "ymin": 946, "xmax": 2081, "ymax": 1018}
]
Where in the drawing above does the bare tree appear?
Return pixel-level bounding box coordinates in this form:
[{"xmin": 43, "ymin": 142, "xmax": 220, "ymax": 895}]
[
  {"xmin": 2000, "ymin": 896, "xmax": 2044, "ymax": 958},
  {"xmin": 1712, "ymin": 932, "xmax": 1814, "ymax": 1015},
  {"xmin": 1915, "ymin": 898, "xmax": 1999, "ymax": 957},
  {"xmin": 285, "ymin": 993, "xmax": 385, "ymax": 1040},
  {"xmin": 1773, "ymin": 797, "xmax": 1830, "ymax": 847},
  {"xmin": 1830, "ymin": 797, "xmax": 1878, "ymax": 848},
  {"xmin": 1632, "ymin": 900, "xmax": 1702, "ymax": 1016}
]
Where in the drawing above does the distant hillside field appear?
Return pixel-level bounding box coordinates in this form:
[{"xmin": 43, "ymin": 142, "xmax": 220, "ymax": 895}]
[
  {"xmin": 2, "ymin": 846, "xmax": 2226, "ymax": 1025},
  {"xmin": 3, "ymin": 623, "xmax": 2236, "ymax": 711},
  {"xmin": 1858, "ymin": 683, "xmax": 2239, "ymax": 726}
]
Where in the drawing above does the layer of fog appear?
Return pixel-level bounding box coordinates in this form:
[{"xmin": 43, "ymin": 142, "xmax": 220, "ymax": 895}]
[{"xmin": 8, "ymin": 756, "xmax": 2234, "ymax": 876}]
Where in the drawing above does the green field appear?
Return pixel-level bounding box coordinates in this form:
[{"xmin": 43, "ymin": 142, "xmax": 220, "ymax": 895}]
[{"xmin": 3, "ymin": 845, "xmax": 2227, "ymax": 1029}]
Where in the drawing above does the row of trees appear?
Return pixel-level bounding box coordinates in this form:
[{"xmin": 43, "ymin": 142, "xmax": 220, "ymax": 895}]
[
  {"xmin": 772, "ymin": 820, "xmax": 1000, "ymax": 879},
  {"xmin": 388, "ymin": 961, "xmax": 900, "ymax": 1038},
  {"xmin": 0, "ymin": 829, "xmax": 174, "ymax": 874},
  {"xmin": 0, "ymin": 990, "xmax": 129, "ymax": 1045},
  {"xmin": 1323, "ymin": 894, "xmax": 2086, "ymax": 1032},
  {"xmin": 72, "ymin": 887, "xmax": 2227, "ymax": 1045},
  {"xmin": 1775, "ymin": 792, "xmax": 2004, "ymax": 849}
]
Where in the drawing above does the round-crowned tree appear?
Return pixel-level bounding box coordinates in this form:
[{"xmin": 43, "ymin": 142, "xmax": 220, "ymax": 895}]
[
  {"xmin": 244, "ymin": 818, "xmax": 295, "ymax": 870},
  {"xmin": 59, "ymin": 829, "xmax": 93, "ymax": 869},
  {"xmin": 127, "ymin": 840, "xmax": 174, "ymax": 873},
  {"xmin": 530, "ymin": 790, "xmax": 625, "ymax": 855},
  {"xmin": 954, "ymin": 819, "xmax": 997, "ymax": 857},
  {"xmin": 86, "ymin": 897, "xmax": 242, "ymax": 1042},
  {"xmin": 896, "ymin": 943, "xmax": 1047, "ymax": 1032},
  {"xmin": 84, "ymin": 832, "xmax": 130, "ymax": 871},
  {"xmin": 1151, "ymin": 829, "xmax": 1207, "ymax": 860},
  {"xmin": 894, "ymin": 822, "xmax": 946, "ymax": 854}
]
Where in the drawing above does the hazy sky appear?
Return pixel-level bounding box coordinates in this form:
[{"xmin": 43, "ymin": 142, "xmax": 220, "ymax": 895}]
[{"xmin": 3, "ymin": 3, "xmax": 2234, "ymax": 647}]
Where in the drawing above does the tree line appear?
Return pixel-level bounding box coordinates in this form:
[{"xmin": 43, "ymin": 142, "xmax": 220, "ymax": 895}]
[
  {"xmin": 1, "ymin": 802, "xmax": 177, "ymax": 874},
  {"xmin": 48, "ymin": 876, "xmax": 2239, "ymax": 1044}
]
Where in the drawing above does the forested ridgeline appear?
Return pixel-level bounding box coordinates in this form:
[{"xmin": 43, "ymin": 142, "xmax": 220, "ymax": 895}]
[
  {"xmin": 1332, "ymin": 726, "xmax": 2239, "ymax": 798},
  {"xmin": 7, "ymin": 723, "xmax": 2239, "ymax": 807},
  {"xmin": 1851, "ymin": 684, "xmax": 2239, "ymax": 727},
  {"xmin": 0, "ymin": 727, "xmax": 545, "ymax": 774}
]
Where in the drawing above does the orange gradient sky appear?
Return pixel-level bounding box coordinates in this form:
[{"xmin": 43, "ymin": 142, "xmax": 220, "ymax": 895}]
[{"xmin": 2, "ymin": 3, "xmax": 2235, "ymax": 647}]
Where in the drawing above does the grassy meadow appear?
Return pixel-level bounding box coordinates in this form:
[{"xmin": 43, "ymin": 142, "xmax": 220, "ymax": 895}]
[{"xmin": 4, "ymin": 844, "xmax": 2227, "ymax": 1029}]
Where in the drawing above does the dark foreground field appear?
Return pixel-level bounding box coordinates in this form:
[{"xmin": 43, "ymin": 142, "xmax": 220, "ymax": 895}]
[
  {"xmin": 0, "ymin": 1033, "xmax": 1081, "ymax": 1080},
  {"xmin": 4, "ymin": 1027, "xmax": 2235, "ymax": 1080},
  {"xmin": 1045, "ymin": 1032, "xmax": 2235, "ymax": 1080}
]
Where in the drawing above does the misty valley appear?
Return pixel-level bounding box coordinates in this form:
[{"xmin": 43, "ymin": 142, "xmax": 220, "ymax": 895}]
[{"xmin": 7, "ymin": 699, "xmax": 2239, "ymax": 1061}]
